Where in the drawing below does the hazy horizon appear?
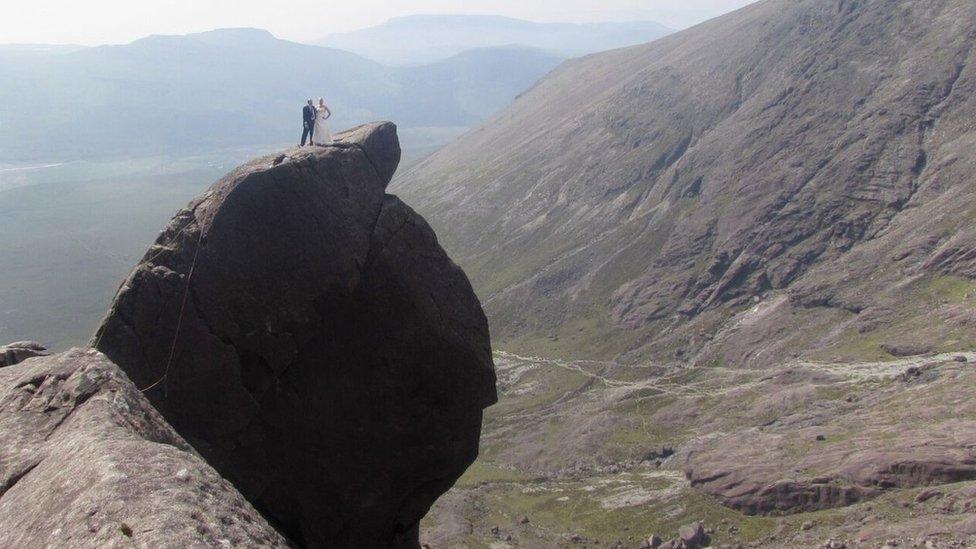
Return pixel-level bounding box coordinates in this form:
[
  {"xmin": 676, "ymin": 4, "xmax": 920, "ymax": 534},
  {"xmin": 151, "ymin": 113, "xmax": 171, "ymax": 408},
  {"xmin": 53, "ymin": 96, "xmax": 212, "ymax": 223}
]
[{"xmin": 2, "ymin": 0, "xmax": 757, "ymax": 47}]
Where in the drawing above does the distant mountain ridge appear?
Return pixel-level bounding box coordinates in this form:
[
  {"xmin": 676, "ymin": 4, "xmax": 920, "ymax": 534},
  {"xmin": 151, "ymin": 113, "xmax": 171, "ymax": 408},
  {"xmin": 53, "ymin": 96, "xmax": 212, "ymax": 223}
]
[
  {"xmin": 0, "ymin": 28, "xmax": 562, "ymax": 162},
  {"xmin": 315, "ymin": 15, "xmax": 673, "ymax": 65}
]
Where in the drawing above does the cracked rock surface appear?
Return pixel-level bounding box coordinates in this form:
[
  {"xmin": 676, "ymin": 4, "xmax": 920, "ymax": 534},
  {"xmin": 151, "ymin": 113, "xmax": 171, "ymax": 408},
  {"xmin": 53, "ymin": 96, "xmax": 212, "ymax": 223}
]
[
  {"xmin": 0, "ymin": 348, "xmax": 287, "ymax": 548},
  {"xmin": 93, "ymin": 122, "xmax": 497, "ymax": 548}
]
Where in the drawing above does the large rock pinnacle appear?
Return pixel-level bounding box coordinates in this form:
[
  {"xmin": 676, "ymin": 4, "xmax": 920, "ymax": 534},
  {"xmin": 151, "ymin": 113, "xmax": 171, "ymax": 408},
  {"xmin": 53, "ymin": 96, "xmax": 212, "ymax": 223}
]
[{"xmin": 93, "ymin": 122, "xmax": 497, "ymax": 548}]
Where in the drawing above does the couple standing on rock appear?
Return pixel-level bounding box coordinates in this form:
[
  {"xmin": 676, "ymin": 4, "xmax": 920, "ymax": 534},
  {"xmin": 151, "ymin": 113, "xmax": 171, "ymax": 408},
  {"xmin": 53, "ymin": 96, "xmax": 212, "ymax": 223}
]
[{"xmin": 300, "ymin": 98, "xmax": 332, "ymax": 146}]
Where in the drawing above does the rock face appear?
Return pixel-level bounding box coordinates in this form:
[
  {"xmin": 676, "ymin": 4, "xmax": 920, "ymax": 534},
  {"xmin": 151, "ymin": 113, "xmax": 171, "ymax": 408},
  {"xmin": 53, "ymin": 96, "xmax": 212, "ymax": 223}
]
[
  {"xmin": 93, "ymin": 122, "xmax": 497, "ymax": 547},
  {"xmin": 0, "ymin": 341, "xmax": 49, "ymax": 368},
  {"xmin": 0, "ymin": 348, "xmax": 287, "ymax": 547},
  {"xmin": 678, "ymin": 522, "xmax": 706, "ymax": 548},
  {"xmin": 681, "ymin": 357, "xmax": 976, "ymax": 515},
  {"xmin": 394, "ymin": 0, "xmax": 976, "ymax": 365}
]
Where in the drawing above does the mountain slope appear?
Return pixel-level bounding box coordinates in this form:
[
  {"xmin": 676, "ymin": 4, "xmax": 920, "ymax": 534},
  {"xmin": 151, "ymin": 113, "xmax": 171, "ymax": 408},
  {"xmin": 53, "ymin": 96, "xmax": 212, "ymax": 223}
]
[
  {"xmin": 0, "ymin": 29, "xmax": 562, "ymax": 162},
  {"xmin": 397, "ymin": 45, "xmax": 565, "ymax": 121},
  {"xmin": 390, "ymin": 2, "xmax": 976, "ymax": 545},
  {"xmin": 394, "ymin": 0, "xmax": 976, "ymax": 366},
  {"xmin": 315, "ymin": 15, "xmax": 673, "ymax": 65}
]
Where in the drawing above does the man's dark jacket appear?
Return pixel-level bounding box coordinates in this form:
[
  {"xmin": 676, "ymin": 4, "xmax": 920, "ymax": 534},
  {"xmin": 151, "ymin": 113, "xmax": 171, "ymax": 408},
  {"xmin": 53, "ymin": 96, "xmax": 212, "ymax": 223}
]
[{"xmin": 303, "ymin": 105, "xmax": 316, "ymax": 127}]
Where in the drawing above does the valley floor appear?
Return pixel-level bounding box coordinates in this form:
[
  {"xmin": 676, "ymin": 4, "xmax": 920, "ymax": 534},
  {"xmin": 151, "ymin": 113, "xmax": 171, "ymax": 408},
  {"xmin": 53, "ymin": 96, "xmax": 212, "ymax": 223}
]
[{"xmin": 422, "ymin": 351, "xmax": 976, "ymax": 548}]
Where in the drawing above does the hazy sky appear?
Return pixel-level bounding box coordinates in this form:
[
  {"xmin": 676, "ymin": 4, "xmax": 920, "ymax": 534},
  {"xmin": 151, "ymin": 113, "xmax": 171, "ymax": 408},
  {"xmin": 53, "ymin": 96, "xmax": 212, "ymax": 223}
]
[{"xmin": 1, "ymin": 0, "xmax": 758, "ymax": 46}]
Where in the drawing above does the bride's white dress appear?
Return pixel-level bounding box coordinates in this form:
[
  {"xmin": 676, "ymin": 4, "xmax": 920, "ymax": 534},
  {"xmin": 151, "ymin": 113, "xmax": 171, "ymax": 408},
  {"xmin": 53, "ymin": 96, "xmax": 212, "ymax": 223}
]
[{"xmin": 312, "ymin": 107, "xmax": 332, "ymax": 145}]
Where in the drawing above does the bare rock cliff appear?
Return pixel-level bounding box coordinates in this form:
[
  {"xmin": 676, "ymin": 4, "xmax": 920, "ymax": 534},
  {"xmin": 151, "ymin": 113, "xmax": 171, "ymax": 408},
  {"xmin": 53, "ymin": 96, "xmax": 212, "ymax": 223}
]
[{"xmin": 93, "ymin": 122, "xmax": 497, "ymax": 547}]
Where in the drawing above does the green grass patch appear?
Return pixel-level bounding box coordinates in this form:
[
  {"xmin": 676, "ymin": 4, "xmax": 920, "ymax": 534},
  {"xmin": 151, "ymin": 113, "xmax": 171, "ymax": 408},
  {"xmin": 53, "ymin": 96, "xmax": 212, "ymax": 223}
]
[{"xmin": 456, "ymin": 461, "xmax": 536, "ymax": 487}]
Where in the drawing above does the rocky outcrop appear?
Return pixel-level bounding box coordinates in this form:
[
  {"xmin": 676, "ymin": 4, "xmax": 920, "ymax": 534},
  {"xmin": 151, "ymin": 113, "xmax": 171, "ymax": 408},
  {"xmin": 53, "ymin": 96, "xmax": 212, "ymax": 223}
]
[
  {"xmin": 0, "ymin": 348, "xmax": 287, "ymax": 547},
  {"xmin": 93, "ymin": 122, "xmax": 497, "ymax": 547},
  {"xmin": 0, "ymin": 341, "xmax": 49, "ymax": 368},
  {"xmin": 682, "ymin": 358, "xmax": 976, "ymax": 515},
  {"xmin": 685, "ymin": 432, "xmax": 976, "ymax": 515}
]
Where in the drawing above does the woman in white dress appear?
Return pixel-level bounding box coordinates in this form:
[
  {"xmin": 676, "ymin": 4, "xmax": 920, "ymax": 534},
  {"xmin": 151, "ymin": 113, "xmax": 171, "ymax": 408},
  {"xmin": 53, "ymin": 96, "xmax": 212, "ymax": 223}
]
[{"xmin": 312, "ymin": 98, "xmax": 332, "ymax": 145}]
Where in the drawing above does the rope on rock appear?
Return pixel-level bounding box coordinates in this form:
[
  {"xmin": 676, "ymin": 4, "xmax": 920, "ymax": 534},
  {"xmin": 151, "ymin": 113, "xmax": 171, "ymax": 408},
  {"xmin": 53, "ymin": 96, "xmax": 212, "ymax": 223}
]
[{"xmin": 140, "ymin": 228, "xmax": 205, "ymax": 397}]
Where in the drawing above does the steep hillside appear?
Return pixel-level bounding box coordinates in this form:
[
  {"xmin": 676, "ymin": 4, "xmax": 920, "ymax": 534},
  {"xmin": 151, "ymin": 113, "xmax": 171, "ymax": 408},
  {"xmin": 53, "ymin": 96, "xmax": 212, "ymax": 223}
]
[
  {"xmin": 390, "ymin": 4, "xmax": 976, "ymax": 545},
  {"xmin": 0, "ymin": 29, "xmax": 562, "ymax": 162},
  {"xmin": 315, "ymin": 15, "xmax": 673, "ymax": 65},
  {"xmin": 395, "ymin": 0, "xmax": 976, "ymax": 366}
]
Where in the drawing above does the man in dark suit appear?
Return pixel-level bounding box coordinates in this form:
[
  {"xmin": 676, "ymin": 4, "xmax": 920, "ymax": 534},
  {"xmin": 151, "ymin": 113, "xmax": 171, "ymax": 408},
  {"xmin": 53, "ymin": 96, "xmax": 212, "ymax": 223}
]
[{"xmin": 300, "ymin": 99, "xmax": 316, "ymax": 146}]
